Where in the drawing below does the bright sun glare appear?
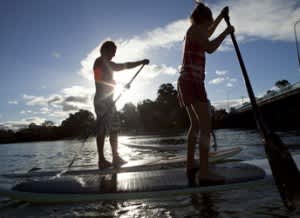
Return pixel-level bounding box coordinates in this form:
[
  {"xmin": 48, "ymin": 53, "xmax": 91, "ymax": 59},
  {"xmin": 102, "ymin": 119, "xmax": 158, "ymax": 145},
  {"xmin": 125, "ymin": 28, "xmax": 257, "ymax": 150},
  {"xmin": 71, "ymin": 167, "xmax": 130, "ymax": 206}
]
[{"xmin": 114, "ymin": 70, "xmax": 139, "ymax": 109}]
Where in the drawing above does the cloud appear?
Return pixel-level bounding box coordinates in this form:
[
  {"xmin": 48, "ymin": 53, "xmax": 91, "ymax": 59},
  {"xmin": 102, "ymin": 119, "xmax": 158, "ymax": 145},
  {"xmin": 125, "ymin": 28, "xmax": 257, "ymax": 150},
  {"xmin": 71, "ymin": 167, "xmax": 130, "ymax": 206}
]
[
  {"xmin": 78, "ymin": 19, "xmax": 188, "ymax": 81},
  {"xmin": 20, "ymin": 110, "xmax": 32, "ymax": 114},
  {"xmin": 39, "ymin": 107, "xmax": 49, "ymax": 114},
  {"xmin": 49, "ymin": 111, "xmax": 70, "ymax": 119},
  {"xmin": 61, "ymin": 86, "xmax": 93, "ymax": 97},
  {"xmin": 216, "ymin": 70, "xmax": 227, "ymax": 76},
  {"xmin": 64, "ymin": 96, "xmax": 88, "ymax": 103},
  {"xmin": 12, "ymin": 0, "xmax": 300, "ymax": 126},
  {"xmin": 22, "ymin": 85, "xmax": 94, "ymax": 120},
  {"xmin": 209, "ymin": 77, "xmax": 225, "ymax": 85},
  {"xmin": 74, "ymin": 0, "xmax": 300, "ymax": 111},
  {"xmin": 227, "ymin": 83, "xmax": 233, "ymax": 87},
  {"xmin": 62, "ymin": 104, "xmax": 80, "ymax": 112},
  {"xmin": 212, "ymin": 97, "xmax": 249, "ymax": 111},
  {"xmin": 47, "ymin": 95, "xmax": 63, "ymax": 105},
  {"xmin": 77, "ymin": 0, "xmax": 300, "ymax": 89},
  {"xmin": 210, "ymin": 0, "xmax": 300, "ymax": 42},
  {"xmin": 209, "ymin": 72, "xmax": 239, "ymax": 86},
  {"xmin": 0, "ymin": 117, "xmax": 46, "ymax": 130},
  {"xmin": 23, "ymin": 94, "xmax": 48, "ymax": 107},
  {"xmin": 52, "ymin": 51, "xmax": 61, "ymax": 59},
  {"xmin": 8, "ymin": 100, "xmax": 18, "ymax": 105}
]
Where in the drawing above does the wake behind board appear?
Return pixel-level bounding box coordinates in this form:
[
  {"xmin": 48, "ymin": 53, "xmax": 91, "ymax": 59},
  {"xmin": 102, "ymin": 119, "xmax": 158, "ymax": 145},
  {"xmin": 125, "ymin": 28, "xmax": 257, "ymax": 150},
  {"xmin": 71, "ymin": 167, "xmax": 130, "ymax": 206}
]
[
  {"xmin": 0, "ymin": 162, "xmax": 265, "ymax": 204},
  {"xmin": 2, "ymin": 147, "xmax": 241, "ymax": 179}
]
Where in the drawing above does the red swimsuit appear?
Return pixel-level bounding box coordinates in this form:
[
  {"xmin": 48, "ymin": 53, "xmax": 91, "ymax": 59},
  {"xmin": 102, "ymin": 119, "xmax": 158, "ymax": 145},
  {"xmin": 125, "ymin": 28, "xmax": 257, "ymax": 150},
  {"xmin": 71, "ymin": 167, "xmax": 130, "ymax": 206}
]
[{"xmin": 177, "ymin": 36, "xmax": 208, "ymax": 107}]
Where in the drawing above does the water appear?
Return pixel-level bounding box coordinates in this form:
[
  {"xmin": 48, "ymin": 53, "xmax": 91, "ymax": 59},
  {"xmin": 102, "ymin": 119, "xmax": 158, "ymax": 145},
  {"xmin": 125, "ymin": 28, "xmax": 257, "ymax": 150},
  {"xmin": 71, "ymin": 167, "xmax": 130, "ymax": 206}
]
[{"xmin": 0, "ymin": 129, "xmax": 300, "ymax": 217}]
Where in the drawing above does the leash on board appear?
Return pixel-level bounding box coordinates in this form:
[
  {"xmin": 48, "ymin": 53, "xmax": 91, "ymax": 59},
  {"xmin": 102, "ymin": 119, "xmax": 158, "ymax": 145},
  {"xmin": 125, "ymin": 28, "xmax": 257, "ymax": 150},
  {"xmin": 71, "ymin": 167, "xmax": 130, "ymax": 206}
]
[
  {"xmin": 224, "ymin": 7, "xmax": 300, "ymax": 210},
  {"xmin": 55, "ymin": 64, "xmax": 146, "ymax": 178}
]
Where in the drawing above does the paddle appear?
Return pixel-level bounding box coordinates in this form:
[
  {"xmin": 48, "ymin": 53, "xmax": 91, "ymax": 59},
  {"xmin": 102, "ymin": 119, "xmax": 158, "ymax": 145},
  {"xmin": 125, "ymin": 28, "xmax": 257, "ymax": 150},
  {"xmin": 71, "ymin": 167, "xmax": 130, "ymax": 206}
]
[
  {"xmin": 54, "ymin": 64, "xmax": 146, "ymax": 178},
  {"xmin": 113, "ymin": 64, "xmax": 145, "ymax": 103},
  {"xmin": 224, "ymin": 7, "xmax": 300, "ymax": 210},
  {"xmin": 294, "ymin": 20, "xmax": 300, "ymax": 67}
]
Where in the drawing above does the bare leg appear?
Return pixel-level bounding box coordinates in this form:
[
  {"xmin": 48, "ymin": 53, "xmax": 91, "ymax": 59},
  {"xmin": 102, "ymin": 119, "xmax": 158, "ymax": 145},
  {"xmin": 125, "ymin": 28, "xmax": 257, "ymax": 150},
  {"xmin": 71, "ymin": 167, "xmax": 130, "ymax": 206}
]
[
  {"xmin": 186, "ymin": 105, "xmax": 200, "ymax": 171},
  {"xmin": 110, "ymin": 131, "xmax": 118, "ymax": 160},
  {"xmin": 193, "ymin": 101, "xmax": 224, "ymax": 184},
  {"xmin": 199, "ymin": 129, "xmax": 210, "ymax": 177},
  {"xmin": 97, "ymin": 126, "xmax": 112, "ymax": 169},
  {"xmin": 110, "ymin": 131, "xmax": 127, "ymax": 168},
  {"xmin": 211, "ymin": 130, "xmax": 217, "ymax": 152},
  {"xmin": 185, "ymin": 105, "xmax": 201, "ymax": 186}
]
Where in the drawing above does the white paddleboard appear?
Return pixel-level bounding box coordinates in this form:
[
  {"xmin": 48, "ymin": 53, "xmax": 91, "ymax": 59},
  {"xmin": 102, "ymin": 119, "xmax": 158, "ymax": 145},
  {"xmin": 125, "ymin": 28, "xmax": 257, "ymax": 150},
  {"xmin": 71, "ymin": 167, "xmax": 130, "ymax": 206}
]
[
  {"xmin": 0, "ymin": 162, "xmax": 268, "ymax": 204},
  {"xmin": 2, "ymin": 147, "xmax": 241, "ymax": 179},
  {"xmin": 121, "ymin": 142, "xmax": 185, "ymax": 151}
]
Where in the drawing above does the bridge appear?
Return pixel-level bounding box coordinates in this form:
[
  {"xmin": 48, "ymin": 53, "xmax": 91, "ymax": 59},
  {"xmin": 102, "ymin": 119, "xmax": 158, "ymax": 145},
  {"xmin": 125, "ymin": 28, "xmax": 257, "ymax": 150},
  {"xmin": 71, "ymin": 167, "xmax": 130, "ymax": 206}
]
[{"xmin": 234, "ymin": 82, "xmax": 300, "ymax": 113}]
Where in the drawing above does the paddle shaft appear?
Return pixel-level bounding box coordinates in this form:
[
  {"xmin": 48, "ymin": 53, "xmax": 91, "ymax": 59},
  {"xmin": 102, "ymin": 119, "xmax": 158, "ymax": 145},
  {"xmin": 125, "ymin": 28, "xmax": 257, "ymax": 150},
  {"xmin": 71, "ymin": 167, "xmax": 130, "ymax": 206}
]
[
  {"xmin": 223, "ymin": 19, "xmax": 268, "ymax": 136},
  {"xmin": 224, "ymin": 14, "xmax": 300, "ymax": 210},
  {"xmin": 294, "ymin": 20, "xmax": 300, "ymax": 67},
  {"xmin": 113, "ymin": 64, "xmax": 145, "ymax": 103}
]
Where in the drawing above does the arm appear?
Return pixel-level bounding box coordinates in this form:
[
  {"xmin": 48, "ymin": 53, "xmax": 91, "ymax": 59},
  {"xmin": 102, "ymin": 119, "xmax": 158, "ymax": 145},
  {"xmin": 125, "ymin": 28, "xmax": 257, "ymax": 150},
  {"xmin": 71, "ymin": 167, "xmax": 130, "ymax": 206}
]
[
  {"xmin": 208, "ymin": 7, "xmax": 228, "ymax": 38},
  {"xmin": 197, "ymin": 26, "xmax": 234, "ymax": 54},
  {"xmin": 208, "ymin": 13, "xmax": 223, "ymax": 37},
  {"xmin": 109, "ymin": 59, "xmax": 149, "ymax": 72}
]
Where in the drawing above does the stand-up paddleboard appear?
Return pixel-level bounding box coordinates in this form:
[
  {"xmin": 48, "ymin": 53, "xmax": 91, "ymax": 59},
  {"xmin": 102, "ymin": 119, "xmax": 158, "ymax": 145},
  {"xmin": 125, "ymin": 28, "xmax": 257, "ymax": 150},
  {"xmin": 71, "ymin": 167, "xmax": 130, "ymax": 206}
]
[
  {"xmin": 121, "ymin": 142, "xmax": 185, "ymax": 151},
  {"xmin": 3, "ymin": 152, "xmax": 299, "ymax": 204},
  {"xmin": 0, "ymin": 162, "xmax": 268, "ymax": 204},
  {"xmin": 2, "ymin": 147, "xmax": 241, "ymax": 179},
  {"xmin": 122, "ymin": 143, "xmax": 241, "ymax": 153}
]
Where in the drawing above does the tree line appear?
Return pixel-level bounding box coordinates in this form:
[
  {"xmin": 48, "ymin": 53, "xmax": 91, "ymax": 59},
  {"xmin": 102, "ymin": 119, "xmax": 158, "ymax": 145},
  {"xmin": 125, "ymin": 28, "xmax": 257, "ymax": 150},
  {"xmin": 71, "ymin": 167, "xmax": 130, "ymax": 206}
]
[
  {"xmin": 0, "ymin": 83, "xmax": 229, "ymax": 144},
  {"xmin": 1, "ymin": 80, "xmax": 296, "ymax": 144}
]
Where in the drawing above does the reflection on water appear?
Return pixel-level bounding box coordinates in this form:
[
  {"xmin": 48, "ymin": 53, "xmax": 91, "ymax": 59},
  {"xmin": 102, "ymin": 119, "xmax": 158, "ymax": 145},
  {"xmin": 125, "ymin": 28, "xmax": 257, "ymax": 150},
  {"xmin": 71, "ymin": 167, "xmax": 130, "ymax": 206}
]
[
  {"xmin": 190, "ymin": 193, "xmax": 220, "ymax": 218},
  {"xmin": 0, "ymin": 129, "xmax": 300, "ymax": 217}
]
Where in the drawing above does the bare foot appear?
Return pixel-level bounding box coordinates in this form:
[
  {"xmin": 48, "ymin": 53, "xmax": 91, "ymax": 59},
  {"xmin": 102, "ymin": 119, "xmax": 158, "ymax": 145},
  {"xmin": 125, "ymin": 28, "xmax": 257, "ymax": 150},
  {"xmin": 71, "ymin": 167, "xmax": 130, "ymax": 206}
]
[
  {"xmin": 113, "ymin": 157, "xmax": 127, "ymax": 168},
  {"xmin": 98, "ymin": 160, "xmax": 112, "ymax": 169}
]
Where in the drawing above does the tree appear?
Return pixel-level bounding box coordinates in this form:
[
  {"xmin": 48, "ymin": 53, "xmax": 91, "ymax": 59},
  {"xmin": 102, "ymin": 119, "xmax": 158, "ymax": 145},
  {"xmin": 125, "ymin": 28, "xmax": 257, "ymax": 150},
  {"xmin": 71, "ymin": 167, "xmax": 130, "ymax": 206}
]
[
  {"xmin": 156, "ymin": 83, "xmax": 177, "ymax": 104},
  {"xmin": 28, "ymin": 122, "xmax": 38, "ymax": 129},
  {"xmin": 137, "ymin": 99, "xmax": 158, "ymax": 130},
  {"xmin": 42, "ymin": 120, "xmax": 54, "ymax": 127},
  {"xmin": 275, "ymin": 80, "xmax": 291, "ymax": 89},
  {"xmin": 60, "ymin": 110, "xmax": 95, "ymax": 137},
  {"xmin": 155, "ymin": 83, "xmax": 180, "ymax": 129},
  {"xmin": 120, "ymin": 103, "xmax": 139, "ymax": 130}
]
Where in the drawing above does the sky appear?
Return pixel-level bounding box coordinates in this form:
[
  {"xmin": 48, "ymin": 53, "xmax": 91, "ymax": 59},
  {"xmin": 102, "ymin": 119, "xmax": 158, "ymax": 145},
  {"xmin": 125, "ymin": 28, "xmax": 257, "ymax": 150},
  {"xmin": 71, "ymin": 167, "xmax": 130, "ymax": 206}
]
[{"xmin": 0, "ymin": 0, "xmax": 300, "ymax": 129}]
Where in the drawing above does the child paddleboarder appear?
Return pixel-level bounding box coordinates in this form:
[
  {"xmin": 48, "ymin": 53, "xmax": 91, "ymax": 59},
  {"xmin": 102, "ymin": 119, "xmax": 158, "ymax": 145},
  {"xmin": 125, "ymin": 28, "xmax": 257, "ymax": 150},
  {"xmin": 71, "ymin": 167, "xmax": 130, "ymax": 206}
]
[
  {"xmin": 177, "ymin": 3, "xmax": 234, "ymax": 184},
  {"xmin": 93, "ymin": 40, "xmax": 149, "ymax": 169}
]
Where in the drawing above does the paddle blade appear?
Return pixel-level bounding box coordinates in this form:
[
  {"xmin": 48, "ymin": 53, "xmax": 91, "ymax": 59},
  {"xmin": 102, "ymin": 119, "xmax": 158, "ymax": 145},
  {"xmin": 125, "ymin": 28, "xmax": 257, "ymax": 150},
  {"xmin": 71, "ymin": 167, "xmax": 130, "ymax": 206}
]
[{"xmin": 264, "ymin": 132, "xmax": 300, "ymax": 210}]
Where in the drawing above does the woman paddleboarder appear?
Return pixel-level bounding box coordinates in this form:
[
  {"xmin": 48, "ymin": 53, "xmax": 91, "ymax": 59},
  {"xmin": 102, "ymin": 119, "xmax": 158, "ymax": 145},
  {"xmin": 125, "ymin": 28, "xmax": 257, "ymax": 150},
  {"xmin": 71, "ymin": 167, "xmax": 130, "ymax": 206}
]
[{"xmin": 177, "ymin": 3, "xmax": 234, "ymax": 184}]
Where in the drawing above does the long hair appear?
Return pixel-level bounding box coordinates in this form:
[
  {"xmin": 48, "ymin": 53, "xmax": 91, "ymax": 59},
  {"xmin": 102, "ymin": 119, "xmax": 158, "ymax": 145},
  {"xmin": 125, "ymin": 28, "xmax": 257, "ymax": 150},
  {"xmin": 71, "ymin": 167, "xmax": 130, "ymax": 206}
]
[{"xmin": 190, "ymin": 3, "xmax": 213, "ymax": 25}]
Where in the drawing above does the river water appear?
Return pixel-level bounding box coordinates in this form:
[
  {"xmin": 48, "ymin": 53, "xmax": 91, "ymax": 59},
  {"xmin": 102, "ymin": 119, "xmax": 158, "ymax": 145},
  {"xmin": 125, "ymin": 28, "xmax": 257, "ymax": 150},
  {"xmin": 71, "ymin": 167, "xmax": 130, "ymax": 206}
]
[{"xmin": 0, "ymin": 129, "xmax": 300, "ymax": 217}]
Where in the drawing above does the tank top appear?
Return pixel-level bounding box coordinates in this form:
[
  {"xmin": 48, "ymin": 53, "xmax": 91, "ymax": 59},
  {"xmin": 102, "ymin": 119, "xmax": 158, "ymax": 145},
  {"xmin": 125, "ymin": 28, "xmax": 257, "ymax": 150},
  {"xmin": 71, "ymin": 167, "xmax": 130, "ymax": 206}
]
[{"xmin": 180, "ymin": 36, "xmax": 206, "ymax": 81}]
